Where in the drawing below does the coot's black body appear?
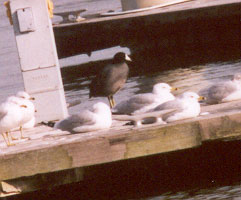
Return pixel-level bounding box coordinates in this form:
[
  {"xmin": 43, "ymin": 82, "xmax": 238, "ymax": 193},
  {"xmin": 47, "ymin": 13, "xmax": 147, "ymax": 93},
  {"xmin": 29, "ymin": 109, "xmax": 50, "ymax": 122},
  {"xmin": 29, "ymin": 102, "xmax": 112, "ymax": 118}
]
[{"xmin": 89, "ymin": 52, "xmax": 131, "ymax": 108}]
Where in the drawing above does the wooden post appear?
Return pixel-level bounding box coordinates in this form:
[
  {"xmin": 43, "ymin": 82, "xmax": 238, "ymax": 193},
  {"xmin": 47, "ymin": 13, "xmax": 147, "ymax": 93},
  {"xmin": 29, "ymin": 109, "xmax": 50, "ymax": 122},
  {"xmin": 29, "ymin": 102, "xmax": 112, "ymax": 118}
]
[{"xmin": 9, "ymin": 0, "xmax": 68, "ymax": 122}]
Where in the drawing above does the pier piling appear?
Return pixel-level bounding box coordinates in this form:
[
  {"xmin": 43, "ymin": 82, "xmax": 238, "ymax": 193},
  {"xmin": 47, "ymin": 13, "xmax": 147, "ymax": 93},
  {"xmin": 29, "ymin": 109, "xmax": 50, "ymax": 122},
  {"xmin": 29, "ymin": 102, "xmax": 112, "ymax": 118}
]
[{"xmin": 9, "ymin": 0, "xmax": 68, "ymax": 122}]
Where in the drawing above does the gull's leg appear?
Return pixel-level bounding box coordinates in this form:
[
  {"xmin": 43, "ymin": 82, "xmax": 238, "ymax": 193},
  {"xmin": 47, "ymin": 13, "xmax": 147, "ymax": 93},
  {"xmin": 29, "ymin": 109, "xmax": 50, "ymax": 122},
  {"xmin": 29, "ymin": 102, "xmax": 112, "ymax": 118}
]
[
  {"xmin": 10, "ymin": 131, "xmax": 18, "ymax": 140},
  {"xmin": 6, "ymin": 132, "xmax": 15, "ymax": 146},
  {"xmin": 111, "ymin": 95, "xmax": 116, "ymax": 108},
  {"xmin": 1, "ymin": 132, "xmax": 9, "ymax": 146},
  {"xmin": 108, "ymin": 96, "xmax": 113, "ymax": 108},
  {"xmin": 20, "ymin": 126, "xmax": 30, "ymax": 140}
]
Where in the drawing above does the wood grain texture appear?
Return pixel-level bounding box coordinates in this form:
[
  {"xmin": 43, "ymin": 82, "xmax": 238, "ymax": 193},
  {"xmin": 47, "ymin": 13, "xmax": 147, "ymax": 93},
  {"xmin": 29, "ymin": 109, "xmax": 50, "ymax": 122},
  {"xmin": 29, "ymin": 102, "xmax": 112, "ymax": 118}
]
[
  {"xmin": 0, "ymin": 0, "xmax": 241, "ymax": 196},
  {"xmin": 1, "ymin": 100, "xmax": 241, "ymax": 183}
]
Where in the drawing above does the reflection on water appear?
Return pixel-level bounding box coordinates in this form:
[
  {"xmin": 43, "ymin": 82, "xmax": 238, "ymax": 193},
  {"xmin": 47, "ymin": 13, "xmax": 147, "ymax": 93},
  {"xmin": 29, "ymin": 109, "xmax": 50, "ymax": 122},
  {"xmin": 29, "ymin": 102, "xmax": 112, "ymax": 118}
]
[
  {"xmin": 1, "ymin": 0, "xmax": 240, "ymax": 199},
  {"xmin": 146, "ymin": 185, "xmax": 241, "ymax": 200},
  {"xmin": 61, "ymin": 58, "xmax": 241, "ymax": 115}
]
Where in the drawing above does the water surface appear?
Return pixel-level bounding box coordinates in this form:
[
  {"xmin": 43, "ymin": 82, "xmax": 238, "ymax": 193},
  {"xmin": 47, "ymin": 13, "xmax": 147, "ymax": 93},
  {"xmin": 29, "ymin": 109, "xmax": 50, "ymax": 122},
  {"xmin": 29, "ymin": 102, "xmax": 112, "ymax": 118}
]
[
  {"xmin": 63, "ymin": 58, "xmax": 241, "ymax": 115},
  {"xmin": 1, "ymin": 0, "xmax": 240, "ymax": 199}
]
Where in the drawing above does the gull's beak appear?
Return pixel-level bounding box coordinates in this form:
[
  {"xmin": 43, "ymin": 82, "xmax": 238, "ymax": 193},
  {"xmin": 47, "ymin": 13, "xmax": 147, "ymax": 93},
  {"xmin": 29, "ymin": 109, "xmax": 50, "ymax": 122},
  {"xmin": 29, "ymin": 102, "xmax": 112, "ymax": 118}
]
[
  {"xmin": 125, "ymin": 54, "xmax": 132, "ymax": 62},
  {"xmin": 20, "ymin": 105, "xmax": 27, "ymax": 108},
  {"xmin": 171, "ymin": 87, "xmax": 178, "ymax": 91},
  {"xmin": 198, "ymin": 96, "xmax": 206, "ymax": 101},
  {"xmin": 30, "ymin": 97, "xmax": 35, "ymax": 100}
]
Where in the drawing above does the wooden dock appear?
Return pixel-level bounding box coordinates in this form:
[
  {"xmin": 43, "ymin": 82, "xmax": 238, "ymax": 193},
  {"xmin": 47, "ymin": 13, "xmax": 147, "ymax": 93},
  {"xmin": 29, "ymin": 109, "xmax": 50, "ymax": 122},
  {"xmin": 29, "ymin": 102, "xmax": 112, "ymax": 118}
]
[
  {"xmin": 54, "ymin": 0, "xmax": 241, "ymax": 62},
  {"xmin": 0, "ymin": 0, "xmax": 241, "ymax": 197},
  {"xmin": 1, "ymin": 99, "xmax": 241, "ymax": 197}
]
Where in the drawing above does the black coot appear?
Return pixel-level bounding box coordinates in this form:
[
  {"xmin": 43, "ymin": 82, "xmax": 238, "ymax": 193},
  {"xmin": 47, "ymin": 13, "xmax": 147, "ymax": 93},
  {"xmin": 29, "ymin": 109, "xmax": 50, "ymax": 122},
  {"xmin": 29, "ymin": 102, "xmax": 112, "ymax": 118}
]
[{"xmin": 89, "ymin": 52, "xmax": 131, "ymax": 108}]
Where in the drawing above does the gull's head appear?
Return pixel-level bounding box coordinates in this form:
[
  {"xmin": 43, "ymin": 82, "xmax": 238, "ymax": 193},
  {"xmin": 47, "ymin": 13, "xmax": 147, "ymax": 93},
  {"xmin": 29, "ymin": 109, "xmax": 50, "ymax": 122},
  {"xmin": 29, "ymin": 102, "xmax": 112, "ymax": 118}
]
[
  {"xmin": 14, "ymin": 92, "xmax": 35, "ymax": 114},
  {"xmin": 152, "ymin": 83, "xmax": 177, "ymax": 95},
  {"xmin": 232, "ymin": 73, "xmax": 241, "ymax": 83},
  {"xmin": 179, "ymin": 92, "xmax": 204, "ymax": 102},
  {"xmin": 7, "ymin": 96, "xmax": 22, "ymax": 105},
  {"xmin": 16, "ymin": 91, "xmax": 35, "ymax": 100}
]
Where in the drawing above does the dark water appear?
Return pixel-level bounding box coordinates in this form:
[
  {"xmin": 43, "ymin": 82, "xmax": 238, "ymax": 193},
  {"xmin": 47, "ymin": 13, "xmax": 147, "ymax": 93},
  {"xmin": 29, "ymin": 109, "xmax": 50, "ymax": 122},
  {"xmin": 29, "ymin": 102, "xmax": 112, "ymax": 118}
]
[
  {"xmin": 62, "ymin": 57, "xmax": 241, "ymax": 115},
  {"xmin": 58, "ymin": 56, "xmax": 241, "ymax": 200},
  {"xmin": 1, "ymin": 0, "xmax": 241, "ymax": 199}
]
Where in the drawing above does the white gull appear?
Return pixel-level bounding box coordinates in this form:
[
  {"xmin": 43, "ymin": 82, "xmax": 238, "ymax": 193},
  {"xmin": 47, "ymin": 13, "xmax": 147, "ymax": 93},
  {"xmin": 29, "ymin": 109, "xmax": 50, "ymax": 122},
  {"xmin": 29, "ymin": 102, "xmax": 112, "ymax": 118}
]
[
  {"xmin": 54, "ymin": 102, "xmax": 112, "ymax": 133},
  {"xmin": 0, "ymin": 97, "xmax": 27, "ymax": 146},
  {"xmin": 204, "ymin": 73, "xmax": 241, "ymax": 104},
  {"xmin": 152, "ymin": 91, "xmax": 203, "ymax": 123},
  {"xmin": 112, "ymin": 83, "xmax": 177, "ymax": 115}
]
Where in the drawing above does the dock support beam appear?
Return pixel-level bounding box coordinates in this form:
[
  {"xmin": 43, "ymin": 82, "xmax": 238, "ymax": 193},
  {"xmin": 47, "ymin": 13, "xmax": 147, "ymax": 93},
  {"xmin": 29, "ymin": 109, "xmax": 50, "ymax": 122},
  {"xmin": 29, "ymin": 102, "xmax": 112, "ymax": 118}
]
[{"xmin": 10, "ymin": 0, "xmax": 68, "ymax": 122}]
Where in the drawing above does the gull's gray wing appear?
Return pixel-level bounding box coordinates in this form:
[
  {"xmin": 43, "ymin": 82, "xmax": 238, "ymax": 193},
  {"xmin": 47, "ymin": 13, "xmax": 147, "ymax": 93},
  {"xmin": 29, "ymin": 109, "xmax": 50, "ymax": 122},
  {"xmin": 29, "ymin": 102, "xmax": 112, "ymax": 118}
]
[
  {"xmin": 55, "ymin": 110, "xmax": 96, "ymax": 132},
  {"xmin": 0, "ymin": 104, "xmax": 7, "ymax": 120},
  {"xmin": 114, "ymin": 93, "xmax": 155, "ymax": 114},
  {"xmin": 154, "ymin": 99, "xmax": 183, "ymax": 111},
  {"xmin": 0, "ymin": 110, "xmax": 6, "ymax": 120},
  {"xmin": 154, "ymin": 99, "xmax": 185, "ymax": 122},
  {"xmin": 207, "ymin": 81, "xmax": 237, "ymax": 103}
]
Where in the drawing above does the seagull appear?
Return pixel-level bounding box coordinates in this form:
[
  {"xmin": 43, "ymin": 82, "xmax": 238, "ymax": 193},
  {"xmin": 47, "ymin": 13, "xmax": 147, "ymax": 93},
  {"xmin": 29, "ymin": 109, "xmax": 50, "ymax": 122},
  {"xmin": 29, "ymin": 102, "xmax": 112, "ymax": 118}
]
[
  {"xmin": 7, "ymin": 91, "xmax": 36, "ymax": 139},
  {"xmin": 0, "ymin": 97, "xmax": 28, "ymax": 146},
  {"xmin": 21, "ymin": 117, "xmax": 35, "ymax": 129},
  {"xmin": 15, "ymin": 91, "xmax": 36, "ymax": 130},
  {"xmin": 89, "ymin": 52, "xmax": 131, "ymax": 108},
  {"xmin": 204, "ymin": 73, "xmax": 241, "ymax": 104},
  {"xmin": 152, "ymin": 91, "xmax": 204, "ymax": 123},
  {"xmin": 112, "ymin": 83, "xmax": 177, "ymax": 115},
  {"xmin": 16, "ymin": 91, "xmax": 35, "ymax": 101},
  {"xmin": 54, "ymin": 102, "xmax": 112, "ymax": 133}
]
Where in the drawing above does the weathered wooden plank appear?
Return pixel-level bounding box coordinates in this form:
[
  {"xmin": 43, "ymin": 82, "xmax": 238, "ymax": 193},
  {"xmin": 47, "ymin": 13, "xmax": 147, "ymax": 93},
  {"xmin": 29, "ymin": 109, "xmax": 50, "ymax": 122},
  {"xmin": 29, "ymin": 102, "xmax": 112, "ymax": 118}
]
[
  {"xmin": 53, "ymin": 0, "xmax": 241, "ymax": 58},
  {"xmin": 1, "ymin": 1, "xmax": 241, "ymax": 196},
  {"xmin": 1, "ymin": 99, "xmax": 241, "ymax": 183},
  {"xmin": 0, "ymin": 100, "xmax": 241, "ymax": 196},
  {"xmin": 55, "ymin": 0, "xmax": 241, "ymax": 26},
  {"xmin": 0, "ymin": 168, "xmax": 84, "ymax": 197},
  {"xmin": 124, "ymin": 122, "xmax": 202, "ymax": 159},
  {"xmin": 199, "ymin": 112, "xmax": 241, "ymax": 140}
]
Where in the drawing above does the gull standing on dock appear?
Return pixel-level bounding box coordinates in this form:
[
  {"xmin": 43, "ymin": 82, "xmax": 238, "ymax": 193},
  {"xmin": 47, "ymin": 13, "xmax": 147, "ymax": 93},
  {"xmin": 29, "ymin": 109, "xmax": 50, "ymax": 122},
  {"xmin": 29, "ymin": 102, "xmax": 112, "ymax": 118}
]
[
  {"xmin": 204, "ymin": 73, "xmax": 241, "ymax": 104},
  {"xmin": 89, "ymin": 52, "xmax": 131, "ymax": 108},
  {"xmin": 54, "ymin": 102, "xmax": 112, "ymax": 133},
  {"xmin": 152, "ymin": 91, "xmax": 204, "ymax": 123},
  {"xmin": 15, "ymin": 91, "xmax": 36, "ymax": 130},
  {"xmin": 0, "ymin": 97, "xmax": 28, "ymax": 146},
  {"xmin": 112, "ymin": 83, "xmax": 177, "ymax": 115},
  {"xmin": 7, "ymin": 91, "xmax": 36, "ymax": 139}
]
